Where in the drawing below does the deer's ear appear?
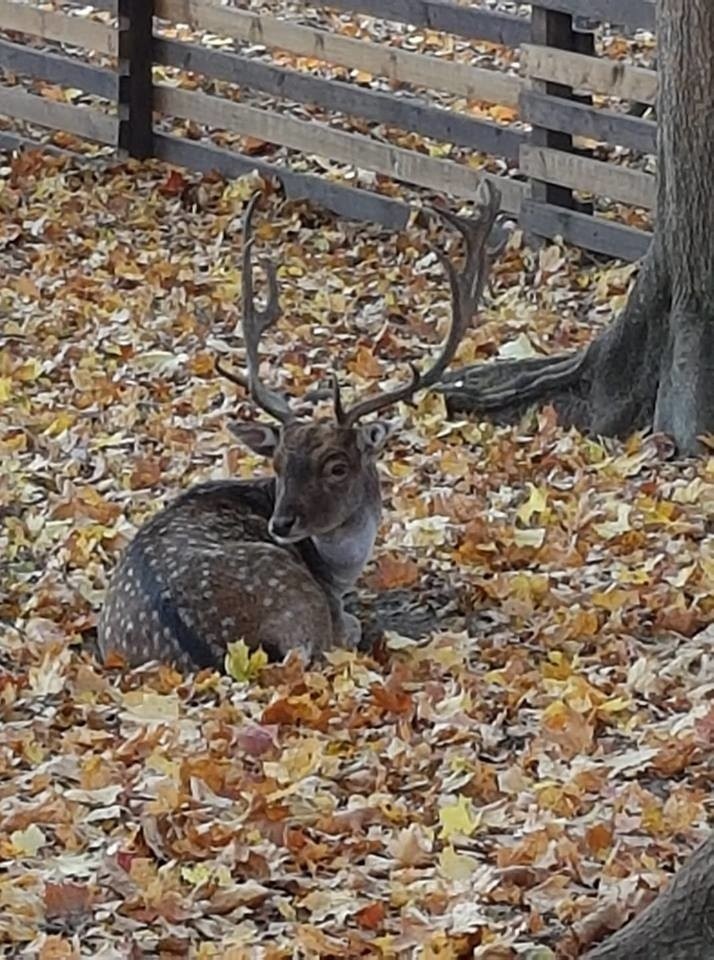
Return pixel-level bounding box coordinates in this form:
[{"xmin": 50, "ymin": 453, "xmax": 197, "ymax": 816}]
[
  {"xmin": 228, "ymin": 422, "xmax": 280, "ymax": 457},
  {"xmin": 356, "ymin": 420, "xmax": 394, "ymax": 455}
]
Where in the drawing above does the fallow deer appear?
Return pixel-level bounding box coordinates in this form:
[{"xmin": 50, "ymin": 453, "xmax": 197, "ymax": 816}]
[{"xmin": 97, "ymin": 183, "xmax": 500, "ymax": 670}]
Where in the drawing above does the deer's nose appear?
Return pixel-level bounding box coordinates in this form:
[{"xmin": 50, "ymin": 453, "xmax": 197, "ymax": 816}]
[{"xmin": 269, "ymin": 513, "xmax": 298, "ymax": 540}]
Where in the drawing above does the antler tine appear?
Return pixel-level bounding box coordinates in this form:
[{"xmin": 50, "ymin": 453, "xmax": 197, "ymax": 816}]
[
  {"xmin": 218, "ymin": 189, "xmax": 294, "ymax": 423},
  {"xmin": 338, "ymin": 180, "xmax": 500, "ymax": 429},
  {"xmin": 414, "ymin": 180, "xmax": 500, "ymax": 393},
  {"xmin": 331, "ymin": 373, "xmax": 346, "ymax": 424},
  {"xmin": 338, "ymin": 363, "xmax": 421, "ymax": 429}
]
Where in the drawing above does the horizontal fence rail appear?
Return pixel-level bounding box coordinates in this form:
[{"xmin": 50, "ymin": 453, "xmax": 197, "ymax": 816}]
[
  {"xmin": 155, "ymin": 0, "xmax": 525, "ymax": 107},
  {"xmin": 154, "ymin": 84, "xmax": 526, "ymax": 213},
  {"xmin": 522, "ymin": 44, "xmax": 657, "ymax": 104},
  {"xmin": 154, "ymin": 37, "xmax": 525, "ymax": 160},
  {"xmin": 0, "ymin": 0, "xmax": 658, "ymax": 259},
  {"xmin": 322, "ymin": 0, "xmax": 532, "ymax": 47},
  {"xmin": 0, "ymin": 0, "xmax": 118, "ymax": 55}
]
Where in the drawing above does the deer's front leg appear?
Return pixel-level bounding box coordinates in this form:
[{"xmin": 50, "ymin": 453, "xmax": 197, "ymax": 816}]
[
  {"xmin": 325, "ymin": 593, "xmax": 361, "ymax": 650},
  {"xmin": 336, "ymin": 610, "xmax": 361, "ymax": 650}
]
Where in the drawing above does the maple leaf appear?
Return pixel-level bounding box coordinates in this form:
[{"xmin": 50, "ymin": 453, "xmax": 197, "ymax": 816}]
[
  {"xmin": 439, "ymin": 795, "xmax": 479, "ymax": 840},
  {"xmin": 10, "ymin": 824, "xmax": 47, "ymax": 857},
  {"xmin": 225, "ymin": 639, "xmax": 269, "ymax": 682}
]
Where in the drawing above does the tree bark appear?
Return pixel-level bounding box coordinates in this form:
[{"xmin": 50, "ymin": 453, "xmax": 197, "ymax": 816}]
[
  {"xmin": 584, "ymin": 834, "xmax": 714, "ymax": 959},
  {"xmin": 466, "ymin": 1, "xmax": 714, "ymax": 953},
  {"xmin": 441, "ymin": 0, "xmax": 714, "ymax": 455}
]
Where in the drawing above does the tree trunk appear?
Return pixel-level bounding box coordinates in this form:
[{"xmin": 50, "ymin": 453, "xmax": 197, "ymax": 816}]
[
  {"xmin": 441, "ymin": 0, "xmax": 714, "ymax": 455},
  {"xmin": 583, "ymin": 833, "xmax": 714, "ymax": 959}
]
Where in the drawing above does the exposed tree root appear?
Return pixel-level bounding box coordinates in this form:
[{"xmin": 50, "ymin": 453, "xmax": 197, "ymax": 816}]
[
  {"xmin": 437, "ymin": 247, "xmax": 690, "ymax": 444},
  {"xmin": 438, "ymin": 348, "xmax": 588, "ymax": 412}
]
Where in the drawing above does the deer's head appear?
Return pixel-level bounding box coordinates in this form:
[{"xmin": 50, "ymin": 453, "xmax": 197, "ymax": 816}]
[{"xmin": 218, "ymin": 186, "xmax": 499, "ymax": 545}]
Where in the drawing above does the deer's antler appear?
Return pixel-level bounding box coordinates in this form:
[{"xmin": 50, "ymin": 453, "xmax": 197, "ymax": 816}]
[
  {"xmin": 216, "ymin": 190, "xmax": 294, "ymax": 424},
  {"xmin": 335, "ymin": 179, "xmax": 501, "ymax": 429}
]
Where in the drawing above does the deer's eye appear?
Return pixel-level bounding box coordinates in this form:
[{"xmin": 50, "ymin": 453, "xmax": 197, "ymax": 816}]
[{"xmin": 325, "ymin": 459, "xmax": 349, "ymax": 480}]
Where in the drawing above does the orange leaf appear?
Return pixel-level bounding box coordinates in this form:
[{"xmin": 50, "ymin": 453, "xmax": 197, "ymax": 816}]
[
  {"xmin": 159, "ymin": 169, "xmax": 188, "ymax": 196},
  {"xmin": 490, "ymin": 104, "xmax": 518, "ymax": 123},
  {"xmin": 242, "ymin": 136, "xmax": 271, "ymax": 155},
  {"xmin": 104, "ymin": 650, "xmax": 127, "ymax": 669},
  {"xmin": 355, "ymin": 901, "xmax": 386, "ymax": 930},
  {"xmin": 129, "ymin": 455, "xmax": 163, "ymax": 490},
  {"xmin": 348, "ymin": 345, "xmax": 383, "ymax": 379},
  {"xmin": 370, "ymin": 682, "xmax": 413, "ymax": 716},
  {"xmin": 262, "ymin": 694, "xmax": 330, "ymax": 729},
  {"xmin": 542, "ymin": 701, "xmax": 594, "ymax": 758},
  {"xmin": 38, "ymin": 937, "xmax": 78, "ymax": 960},
  {"xmin": 585, "ymin": 822, "xmax": 613, "ymax": 858},
  {"xmin": 367, "ymin": 553, "xmax": 420, "ymax": 590}
]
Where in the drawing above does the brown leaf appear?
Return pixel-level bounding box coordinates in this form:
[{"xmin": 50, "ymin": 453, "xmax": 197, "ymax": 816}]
[
  {"xmin": 44, "ymin": 882, "xmax": 92, "ymax": 921},
  {"xmin": 128, "ymin": 455, "xmax": 164, "ymax": 490}
]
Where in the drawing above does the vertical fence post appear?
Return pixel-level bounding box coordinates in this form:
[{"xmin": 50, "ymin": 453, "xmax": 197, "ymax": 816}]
[
  {"xmin": 117, "ymin": 0, "xmax": 154, "ymax": 159},
  {"xmin": 528, "ymin": 6, "xmax": 595, "ymax": 214}
]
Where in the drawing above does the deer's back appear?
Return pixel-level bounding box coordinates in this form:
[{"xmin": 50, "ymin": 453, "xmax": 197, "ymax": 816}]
[{"xmin": 97, "ymin": 479, "xmax": 333, "ymax": 669}]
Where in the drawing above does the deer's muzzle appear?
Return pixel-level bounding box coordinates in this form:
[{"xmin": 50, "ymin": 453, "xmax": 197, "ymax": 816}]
[{"xmin": 269, "ymin": 511, "xmax": 300, "ymax": 542}]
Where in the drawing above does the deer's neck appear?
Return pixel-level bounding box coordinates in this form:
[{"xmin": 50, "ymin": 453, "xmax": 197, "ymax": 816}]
[{"xmin": 310, "ymin": 503, "xmax": 379, "ymax": 594}]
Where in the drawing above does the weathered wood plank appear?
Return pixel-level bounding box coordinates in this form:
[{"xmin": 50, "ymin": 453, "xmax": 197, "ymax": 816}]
[
  {"xmin": 521, "ymin": 89, "xmax": 656, "ymax": 153},
  {"xmin": 322, "ymin": 0, "xmax": 530, "ymax": 47},
  {"xmin": 0, "ymin": 0, "xmax": 118, "ymax": 55},
  {"xmin": 0, "ymin": 37, "xmax": 117, "ymax": 100},
  {"xmin": 521, "ymin": 198, "xmax": 651, "ymax": 260},
  {"xmin": 520, "ymin": 144, "xmax": 655, "ymax": 208},
  {"xmin": 0, "ymin": 129, "xmax": 74, "ymax": 155},
  {"xmin": 529, "ymin": 0, "xmax": 655, "ymax": 31},
  {"xmin": 65, "ymin": 0, "xmax": 117, "ymax": 10},
  {"xmin": 0, "ymin": 85, "xmax": 117, "ymax": 144},
  {"xmin": 522, "ymin": 44, "xmax": 656, "ymax": 103},
  {"xmin": 117, "ymin": 0, "xmax": 154, "ymax": 158},
  {"xmin": 155, "ymin": 84, "xmax": 525, "ymax": 213},
  {"xmin": 154, "ymin": 0, "xmax": 523, "ymax": 106},
  {"xmin": 155, "ymin": 37, "xmax": 524, "ymax": 160},
  {"xmin": 153, "ymin": 131, "xmax": 412, "ymax": 230}
]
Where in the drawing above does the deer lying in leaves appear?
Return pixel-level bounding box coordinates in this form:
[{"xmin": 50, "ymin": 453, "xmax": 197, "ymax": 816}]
[{"xmin": 98, "ymin": 184, "xmax": 500, "ymax": 670}]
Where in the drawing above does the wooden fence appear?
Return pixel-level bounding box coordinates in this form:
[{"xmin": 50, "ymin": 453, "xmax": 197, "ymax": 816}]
[{"xmin": 0, "ymin": 0, "xmax": 656, "ymax": 260}]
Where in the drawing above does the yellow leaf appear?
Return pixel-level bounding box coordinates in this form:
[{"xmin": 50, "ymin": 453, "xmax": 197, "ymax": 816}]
[
  {"xmin": 592, "ymin": 588, "xmax": 639, "ymax": 611},
  {"xmin": 221, "ymin": 172, "xmax": 265, "ymax": 205},
  {"xmin": 438, "ymin": 795, "xmax": 479, "ymax": 840},
  {"xmin": 490, "ymin": 104, "xmax": 518, "ymax": 123},
  {"xmin": 44, "ymin": 411, "xmax": 76, "ymax": 436},
  {"xmin": 122, "ymin": 690, "xmax": 180, "ymax": 722},
  {"xmin": 0, "ymin": 377, "xmax": 11, "ymax": 402},
  {"xmin": 516, "ymin": 483, "xmax": 548, "ymax": 524},
  {"xmin": 16, "ymin": 357, "xmax": 43, "ymax": 381},
  {"xmin": 11, "ymin": 824, "xmax": 46, "ymax": 857},
  {"xmin": 437, "ymin": 844, "xmax": 478, "ymax": 882},
  {"xmin": 225, "ymin": 639, "xmax": 268, "ymax": 682},
  {"xmin": 512, "ymin": 527, "xmax": 546, "ymax": 549},
  {"xmin": 598, "ymin": 696, "xmax": 631, "ymax": 714},
  {"xmin": 181, "ymin": 863, "xmax": 214, "ymax": 887},
  {"xmin": 264, "ymin": 738, "xmax": 322, "ymax": 786},
  {"xmin": 593, "ymin": 503, "xmax": 632, "ymax": 540}
]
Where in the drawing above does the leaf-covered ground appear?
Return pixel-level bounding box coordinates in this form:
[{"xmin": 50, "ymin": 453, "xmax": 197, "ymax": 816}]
[{"xmin": 2, "ymin": 153, "xmax": 714, "ymax": 959}]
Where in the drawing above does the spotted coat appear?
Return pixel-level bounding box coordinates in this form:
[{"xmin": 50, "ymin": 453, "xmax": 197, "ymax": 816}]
[{"xmin": 98, "ymin": 478, "xmax": 337, "ymax": 670}]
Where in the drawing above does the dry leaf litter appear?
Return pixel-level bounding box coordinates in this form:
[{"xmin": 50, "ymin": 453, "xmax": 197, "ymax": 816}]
[{"xmin": 1, "ymin": 151, "xmax": 713, "ymax": 959}]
